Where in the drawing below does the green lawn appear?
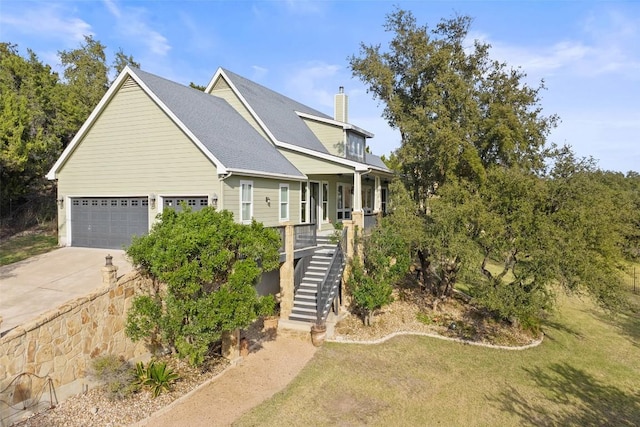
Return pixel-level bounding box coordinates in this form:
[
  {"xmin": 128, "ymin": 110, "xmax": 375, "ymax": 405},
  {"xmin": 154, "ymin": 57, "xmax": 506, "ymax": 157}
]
[
  {"xmin": 236, "ymin": 293, "xmax": 640, "ymax": 426},
  {"xmin": 0, "ymin": 232, "xmax": 58, "ymax": 266}
]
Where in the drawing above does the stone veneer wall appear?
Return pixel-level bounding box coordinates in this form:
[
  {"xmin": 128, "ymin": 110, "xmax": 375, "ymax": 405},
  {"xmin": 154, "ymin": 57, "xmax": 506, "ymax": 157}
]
[{"xmin": 0, "ymin": 267, "xmax": 149, "ymax": 424}]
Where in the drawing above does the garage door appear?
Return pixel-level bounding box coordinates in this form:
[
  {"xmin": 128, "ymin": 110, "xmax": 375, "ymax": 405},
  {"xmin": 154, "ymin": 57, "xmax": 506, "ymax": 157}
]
[
  {"xmin": 71, "ymin": 197, "xmax": 149, "ymax": 249},
  {"xmin": 163, "ymin": 197, "xmax": 208, "ymax": 213}
]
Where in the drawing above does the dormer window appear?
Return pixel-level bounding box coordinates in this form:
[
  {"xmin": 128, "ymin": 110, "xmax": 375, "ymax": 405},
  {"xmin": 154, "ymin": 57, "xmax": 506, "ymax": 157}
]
[{"xmin": 346, "ymin": 132, "xmax": 365, "ymax": 162}]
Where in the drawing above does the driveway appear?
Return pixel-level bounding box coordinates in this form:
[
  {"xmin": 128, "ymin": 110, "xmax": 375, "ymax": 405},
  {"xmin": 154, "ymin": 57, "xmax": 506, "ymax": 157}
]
[{"xmin": 0, "ymin": 247, "xmax": 133, "ymax": 335}]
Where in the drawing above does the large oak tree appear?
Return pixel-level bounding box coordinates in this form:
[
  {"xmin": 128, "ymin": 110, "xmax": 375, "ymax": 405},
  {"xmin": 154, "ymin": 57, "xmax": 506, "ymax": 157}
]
[{"xmin": 351, "ymin": 9, "xmax": 632, "ymax": 327}]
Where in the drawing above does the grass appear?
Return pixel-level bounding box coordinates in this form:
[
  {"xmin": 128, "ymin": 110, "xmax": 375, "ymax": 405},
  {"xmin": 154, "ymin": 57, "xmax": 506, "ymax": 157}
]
[
  {"xmin": 0, "ymin": 230, "xmax": 58, "ymax": 266},
  {"xmin": 235, "ymin": 292, "xmax": 640, "ymax": 426}
]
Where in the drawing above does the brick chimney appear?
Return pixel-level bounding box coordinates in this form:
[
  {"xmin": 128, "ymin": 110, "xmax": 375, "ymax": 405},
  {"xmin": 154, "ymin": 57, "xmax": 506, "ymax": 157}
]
[{"xmin": 334, "ymin": 86, "xmax": 348, "ymax": 123}]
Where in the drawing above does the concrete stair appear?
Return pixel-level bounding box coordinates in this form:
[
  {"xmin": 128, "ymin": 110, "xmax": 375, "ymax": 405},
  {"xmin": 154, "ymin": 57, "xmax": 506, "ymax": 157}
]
[{"xmin": 289, "ymin": 235, "xmax": 335, "ymax": 323}]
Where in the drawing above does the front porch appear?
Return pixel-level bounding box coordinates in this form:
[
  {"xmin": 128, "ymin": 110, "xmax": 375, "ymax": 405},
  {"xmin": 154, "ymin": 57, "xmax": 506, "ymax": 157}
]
[{"xmin": 299, "ymin": 171, "xmax": 390, "ymax": 234}]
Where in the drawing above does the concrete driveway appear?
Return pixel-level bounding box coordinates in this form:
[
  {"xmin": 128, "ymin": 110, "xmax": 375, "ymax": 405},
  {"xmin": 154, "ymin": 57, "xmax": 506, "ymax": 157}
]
[{"xmin": 0, "ymin": 247, "xmax": 133, "ymax": 335}]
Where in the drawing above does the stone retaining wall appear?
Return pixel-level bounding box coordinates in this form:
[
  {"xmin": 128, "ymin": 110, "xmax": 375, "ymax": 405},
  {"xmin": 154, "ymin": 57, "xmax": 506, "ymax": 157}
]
[{"xmin": 0, "ymin": 265, "xmax": 149, "ymax": 425}]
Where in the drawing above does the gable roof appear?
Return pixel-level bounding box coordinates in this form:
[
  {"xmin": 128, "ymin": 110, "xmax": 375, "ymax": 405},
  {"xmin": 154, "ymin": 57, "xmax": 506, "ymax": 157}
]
[
  {"xmin": 47, "ymin": 67, "xmax": 306, "ymax": 181},
  {"xmin": 207, "ymin": 68, "xmax": 392, "ymax": 174},
  {"xmin": 214, "ymin": 68, "xmax": 331, "ymax": 153}
]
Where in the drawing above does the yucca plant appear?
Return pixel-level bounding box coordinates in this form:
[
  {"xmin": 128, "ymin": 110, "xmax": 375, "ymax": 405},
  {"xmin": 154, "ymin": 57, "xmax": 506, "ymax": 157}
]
[{"xmin": 135, "ymin": 360, "xmax": 180, "ymax": 398}]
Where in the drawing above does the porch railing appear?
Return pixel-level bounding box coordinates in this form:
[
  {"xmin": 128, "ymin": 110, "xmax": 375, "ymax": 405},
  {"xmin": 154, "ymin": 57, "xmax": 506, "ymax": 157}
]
[
  {"xmin": 271, "ymin": 223, "xmax": 317, "ymax": 254},
  {"xmin": 294, "ymin": 223, "xmax": 317, "ymax": 250},
  {"xmin": 293, "ymin": 255, "xmax": 312, "ymax": 294},
  {"xmin": 364, "ymin": 213, "xmax": 377, "ymax": 231},
  {"xmin": 316, "ymin": 227, "xmax": 347, "ymax": 325}
]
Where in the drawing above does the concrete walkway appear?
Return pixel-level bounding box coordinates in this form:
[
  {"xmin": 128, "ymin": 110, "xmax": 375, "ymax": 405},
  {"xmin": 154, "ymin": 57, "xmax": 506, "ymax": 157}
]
[
  {"xmin": 134, "ymin": 336, "xmax": 318, "ymax": 427},
  {"xmin": 0, "ymin": 247, "xmax": 132, "ymax": 334}
]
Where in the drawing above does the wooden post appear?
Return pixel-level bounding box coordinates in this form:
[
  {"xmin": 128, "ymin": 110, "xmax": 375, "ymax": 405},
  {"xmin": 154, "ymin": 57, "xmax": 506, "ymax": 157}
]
[{"xmin": 279, "ymin": 222, "xmax": 295, "ymax": 319}]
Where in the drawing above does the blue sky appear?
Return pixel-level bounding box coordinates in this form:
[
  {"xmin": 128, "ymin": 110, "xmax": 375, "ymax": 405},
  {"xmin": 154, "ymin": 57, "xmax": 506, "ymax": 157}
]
[{"xmin": 1, "ymin": 1, "xmax": 638, "ymax": 173}]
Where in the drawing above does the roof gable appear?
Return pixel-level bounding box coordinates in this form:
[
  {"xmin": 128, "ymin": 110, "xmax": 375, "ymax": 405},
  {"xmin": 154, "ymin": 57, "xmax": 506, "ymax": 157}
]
[
  {"xmin": 205, "ymin": 68, "xmax": 391, "ymax": 174},
  {"xmin": 132, "ymin": 68, "xmax": 304, "ymax": 179},
  {"xmin": 48, "ymin": 67, "xmax": 305, "ymax": 181},
  {"xmin": 209, "ymin": 69, "xmax": 331, "ymax": 154}
]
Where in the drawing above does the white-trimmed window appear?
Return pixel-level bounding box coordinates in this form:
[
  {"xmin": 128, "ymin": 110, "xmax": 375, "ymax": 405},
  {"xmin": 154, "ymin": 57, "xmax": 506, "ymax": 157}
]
[
  {"xmin": 362, "ymin": 187, "xmax": 373, "ymax": 213},
  {"xmin": 322, "ymin": 182, "xmax": 329, "ymax": 222},
  {"xmin": 240, "ymin": 180, "xmax": 253, "ymax": 223},
  {"xmin": 279, "ymin": 184, "xmax": 289, "ymax": 221},
  {"xmin": 337, "ymin": 183, "xmax": 351, "ymax": 220},
  {"xmin": 300, "ymin": 182, "xmax": 308, "ymax": 223}
]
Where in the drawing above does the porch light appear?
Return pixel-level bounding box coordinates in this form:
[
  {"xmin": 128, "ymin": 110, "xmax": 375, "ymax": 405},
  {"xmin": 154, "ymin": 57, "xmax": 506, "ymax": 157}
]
[
  {"xmin": 265, "ymin": 196, "xmax": 271, "ymax": 205},
  {"xmin": 57, "ymin": 197, "xmax": 64, "ymax": 209},
  {"xmin": 149, "ymin": 193, "xmax": 156, "ymax": 209},
  {"xmin": 212, "ymin": 193, "xmax": 218, "ymax": 208}
]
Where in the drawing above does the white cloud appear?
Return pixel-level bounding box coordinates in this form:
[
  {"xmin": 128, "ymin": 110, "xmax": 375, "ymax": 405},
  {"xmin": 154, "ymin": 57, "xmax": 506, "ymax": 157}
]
[
  {"xmin": 251, "ymin": 66, "xmax": 269, "ymax": 81},
  {"xmin": 0, "ymin": 3, "xmax": 92, "ymax": 43},
  {"xmin": 103, "ymin": 0, "xmax": 171, "ymax": 56},
  {"xmin": 285, "ymin": 61, "xmax": 342, "ymax": 109},
  {"xmin": 475, "ymin": 9, "xmax": 640, "ymax": 80}
]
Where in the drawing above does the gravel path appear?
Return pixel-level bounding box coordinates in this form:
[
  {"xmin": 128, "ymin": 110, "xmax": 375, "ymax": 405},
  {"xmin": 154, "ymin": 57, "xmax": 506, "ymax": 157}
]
[{"xmin": 134, "ymin": 336, "xmax": 317, "ymax": 427}]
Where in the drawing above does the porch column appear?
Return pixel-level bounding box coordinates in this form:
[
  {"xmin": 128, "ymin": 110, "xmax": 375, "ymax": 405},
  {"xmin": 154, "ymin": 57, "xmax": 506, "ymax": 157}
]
[
  {"xmin": 374, "ymin": 176, "xmax": 382, "ymax": 213},
  {"xmin": 353, "ymin": 171, "xmax": 362, "ymax": 212},
  {"xmin": 279, "ymin": 222, "xmax": 295, "ymax": 319}
]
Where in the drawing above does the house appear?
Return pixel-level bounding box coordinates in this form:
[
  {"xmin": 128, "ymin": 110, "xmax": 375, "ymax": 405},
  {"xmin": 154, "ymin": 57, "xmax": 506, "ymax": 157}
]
[{"xmin": 46, "ymin": 66, "xmax": 393, "ymax": 323}]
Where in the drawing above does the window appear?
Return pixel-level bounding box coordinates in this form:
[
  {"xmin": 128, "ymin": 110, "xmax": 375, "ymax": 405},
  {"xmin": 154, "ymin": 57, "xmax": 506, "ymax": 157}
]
[
  {"xmin": 279, "ymin": 184, "xmax": 289, "ymax": 221},
  {"xmin": 240, "ymin": 180, "xmax": 253, "ymax": 223},
  {"xmin": 322, "ymin": 182, "xmax": 329, "ymax": 222},
  {"xmin": 346, "ymin": 132, "xmax": 365, "ymax": 162},
  {"xmin": 362, "ymin": 187, "xmax": 373, "ymax": 212},
  {"xmin": 300, "ymin": 182, "xmax": 308, "ymax": 223},
  {"xmin": 337, "ymin": 183, "xmax": 351, "ymax": 220},
  {"xmin": 337, "ymin": 184, "xmax": 343, "ymax": 220}
]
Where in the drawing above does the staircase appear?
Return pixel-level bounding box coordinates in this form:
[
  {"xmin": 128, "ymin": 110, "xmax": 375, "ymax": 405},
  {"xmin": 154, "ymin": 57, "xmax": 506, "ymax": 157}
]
[{"xmin": 289, "ymin": 235, "xmax": 336, "ymax": 323}]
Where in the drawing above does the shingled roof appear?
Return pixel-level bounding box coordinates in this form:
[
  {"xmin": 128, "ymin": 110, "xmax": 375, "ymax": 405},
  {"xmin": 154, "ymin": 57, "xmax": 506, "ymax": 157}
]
[
  {"xmin": 218, "ymin": 68, "xmax": 391, "ymax": 173},
  {"xmin": 220, "ymin": 68, "xmax": 332, "ymax": 154},
  {"xmin": 133, "ymin": 68, "xmax": 305, "ymax": 179}
]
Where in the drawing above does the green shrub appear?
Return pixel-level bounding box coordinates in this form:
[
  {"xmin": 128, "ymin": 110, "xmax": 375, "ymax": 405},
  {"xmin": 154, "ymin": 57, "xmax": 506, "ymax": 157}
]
[
  {"xmin": 256, "ymin": 294, "xmax": 278, "ymax": 317},
  {"xmin": 90, "ymin": 355, "xmax": 138, "ymax": 400},
  {"xmin": 348, "ymin": 257, "xmax": 394, "ymax": 326},
  {"xmin": 126, "ymin": 207, "xmax": 281, "ymax": 365},
  {"xmin": 134, "ymin": 360, "xmax": 180, "ymax": 398}
]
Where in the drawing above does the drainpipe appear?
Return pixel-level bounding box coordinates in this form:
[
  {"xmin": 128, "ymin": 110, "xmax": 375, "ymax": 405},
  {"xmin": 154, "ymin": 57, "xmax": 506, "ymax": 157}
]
[
  {"xmin": 218, "ymin": 171, "xmax": 233, "ymax": 211},
  {"xmin": 354, "ymin": 168, "xmax": 372, "ymax": 213}
]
